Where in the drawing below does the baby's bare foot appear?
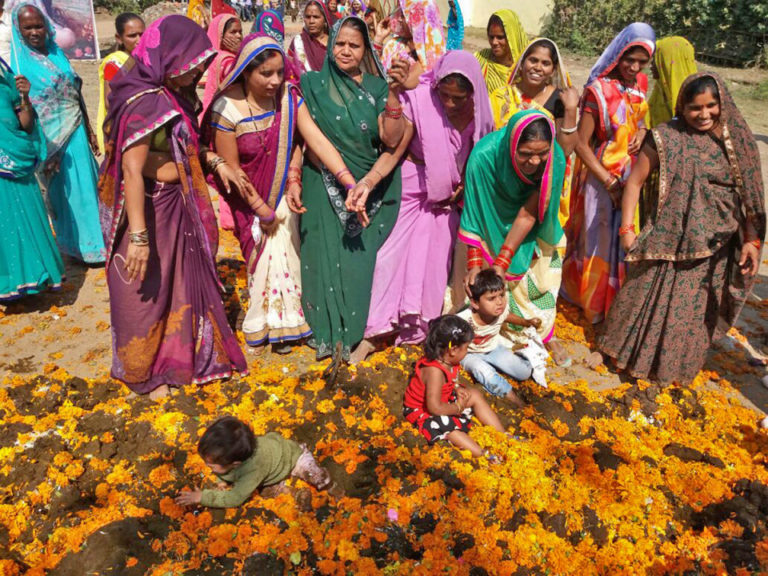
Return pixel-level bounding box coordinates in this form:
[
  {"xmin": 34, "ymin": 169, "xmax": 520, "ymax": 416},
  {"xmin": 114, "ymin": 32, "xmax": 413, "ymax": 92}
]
[{"xmin": 586, "ymin": 351, "xmax": 604, "ymax": 370}]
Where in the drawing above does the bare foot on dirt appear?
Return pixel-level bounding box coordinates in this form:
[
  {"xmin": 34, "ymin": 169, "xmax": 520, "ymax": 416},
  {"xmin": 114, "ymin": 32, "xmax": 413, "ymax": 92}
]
[
  {"xmin": 547, "ymin": 339, "xmax": 572, "ymax": 367},
  {"xmin": 349, "ymin": 338, "xmax": 375, "ymax": 365},
  {"xmin": 149, "ymin": 385, "xmax": 170, "ymax": 401},
  {"xmin": 585, "ymin": 351, "xmax": 604, "ymax": 370},
  {"xmin": 248, "ymin": 343, "xmax": 267, "ymax": 356},
  {"xmin": 505, "ymin": 390, "xmax": 526, "ymax": 409}
]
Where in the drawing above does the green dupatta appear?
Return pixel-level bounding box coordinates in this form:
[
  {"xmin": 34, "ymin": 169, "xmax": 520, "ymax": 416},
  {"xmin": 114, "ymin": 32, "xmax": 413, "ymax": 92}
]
[
  {"xmin": 299, "ymin": 16, "xmax": 401, "ymax": 360},
  {"xmin": 300, "ymin": 16, "xmax": 400, "ymax": 237},
  {"xmin": 459, "ymin": 109, "xmax": 565, "ymax": 280}
]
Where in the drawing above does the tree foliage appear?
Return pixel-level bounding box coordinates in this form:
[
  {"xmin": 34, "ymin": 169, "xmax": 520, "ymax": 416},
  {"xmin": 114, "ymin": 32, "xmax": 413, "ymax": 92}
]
[{"xmin": 544, "ymin": 0, "xmax": 768, "ymax": 67}]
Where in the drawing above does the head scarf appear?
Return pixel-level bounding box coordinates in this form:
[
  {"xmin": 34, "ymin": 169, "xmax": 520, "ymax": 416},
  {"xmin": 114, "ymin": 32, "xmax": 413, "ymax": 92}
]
[
  {"xmin": 459, "ymin": 109, "xmax": 565, "ymax": 280},
  {"xmin": 187, "ymin": 0, "xmax": 208, "ymax": 26},
  {"xmin": 403, "ymin": 50, "xmax": 494, "ymax": 203},
  {"xmin": 301, "ymin": 16, "xmax": 399, "ymax": 237},
  {"xmin": 100, "ymin": 15, "xmax": 215, "ymax": 259},
  {"xmin": 668, "ymin": 73, "xmax": 764, "ymax": 251},
  {"xmin": 202, "ymin": 14, "xmax": 239, "ymax": 115},
  {"xmin": 211, "ymin": 0, "xmax": 237, "ymax": 18},
  {"xmin": 586, "ymin": 22, "xmax": 655, "ymax": 86},
  {"xmin": 647, "ymin": 36, "xmax": 696, "ymax": 128},
  {"xmin": 349, "ymin": 0, "xmax": 366, "ymax": 15},
  {"xmin": 206, "ymin": 33, "xmax": 299, "ymax": 234},
  {"xmin": 251, "ymin": 9, "xmax": 285, "ymax": 44},
  {"xmin": 473, "ymin": 10, "xmax": 528, "ymax": 95},
  {"xmin": 10, "ymin": 3, "xmax": 80, "ymax": 158},
  {"xmin": 289, "ymin": 0, "xmax": 332, "ymax": 72},
  {"xmin": 490, "ymin": 37, "xmax": 570, "ymax": 129},
  {"xmin": 445, "ymin": 0, "xmax": 463, "ymax": 51},
  {"xmin": 381, "ymin": 0, "xmax": 445, "ymax": 72},
  {"xmin": 365, "ymin": 0, "xmax": 384, "ymax": 21}
]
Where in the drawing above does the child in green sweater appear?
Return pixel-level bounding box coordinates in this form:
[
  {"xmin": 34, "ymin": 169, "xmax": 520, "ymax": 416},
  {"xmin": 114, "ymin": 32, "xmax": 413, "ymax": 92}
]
[{"xmin": 176, "ymin": 416, "xmax": 333, "ymax": 508}]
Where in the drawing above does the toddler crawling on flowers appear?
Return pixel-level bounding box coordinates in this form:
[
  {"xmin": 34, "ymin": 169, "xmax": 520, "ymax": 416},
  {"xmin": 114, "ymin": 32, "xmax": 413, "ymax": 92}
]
[{"xmin": 176, "ymin": 416, "xmax": 334, "ymax": 508}]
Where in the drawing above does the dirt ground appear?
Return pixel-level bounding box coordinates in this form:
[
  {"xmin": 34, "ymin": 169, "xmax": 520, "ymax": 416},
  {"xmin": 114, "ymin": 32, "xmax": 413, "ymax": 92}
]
[
  {"xmin": 3, "ymin": 14, "xmax": 768, "ymax": 576},
  {"xmin": 1, "ymin": 13, "xmax": 767, "ymax": 400}
]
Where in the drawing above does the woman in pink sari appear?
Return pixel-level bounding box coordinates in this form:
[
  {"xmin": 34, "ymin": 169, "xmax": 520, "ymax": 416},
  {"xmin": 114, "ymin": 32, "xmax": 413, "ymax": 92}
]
[
  {"xmin": 353, "ymin": 51, "xmax": 494, "ymax": 362},
  {"xmin": 202, "ymin": 14, "xmax": 243, "ymax": 231}
]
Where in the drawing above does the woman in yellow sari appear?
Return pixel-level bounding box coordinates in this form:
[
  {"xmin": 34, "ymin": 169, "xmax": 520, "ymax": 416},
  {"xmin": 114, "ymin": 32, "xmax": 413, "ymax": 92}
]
[
  {"xmin": 96, "ymin": 13, "xmax": 145, "ymax": 153},
  {"xmin": 641, "ymin": 36, "xmax": 696, "ymax": 225},
  {"xmin": 490, "ymin": 38, "xmax": 579, "ymax": 226},
  {"xmin": 647, "ymin": 36, "xmax": 696, "ymax": 128},
  {"xmin": 473, "ymin": 9, "xmax": 527, "ymax": 97}
]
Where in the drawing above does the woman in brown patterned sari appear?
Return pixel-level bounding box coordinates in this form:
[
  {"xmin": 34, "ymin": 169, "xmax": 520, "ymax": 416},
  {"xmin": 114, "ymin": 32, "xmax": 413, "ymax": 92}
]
[{"xmin": 596, "ymin": 73, "xmax": 765, "ymax": 383}]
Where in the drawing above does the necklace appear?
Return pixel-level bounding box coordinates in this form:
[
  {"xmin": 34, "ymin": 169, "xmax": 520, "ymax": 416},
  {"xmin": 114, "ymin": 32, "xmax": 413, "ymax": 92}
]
[{"xmin": 243, "ymin": 94, "xmax": 276, "ymax": 154}]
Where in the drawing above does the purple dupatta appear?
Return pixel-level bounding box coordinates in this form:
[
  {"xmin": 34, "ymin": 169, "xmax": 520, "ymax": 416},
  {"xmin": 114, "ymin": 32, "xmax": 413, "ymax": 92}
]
[
  {"xmin": 99, "ymin": 15, "xmax": 247, "ymax": 392},
  {"xmin": 402, "ymin": 51, "xmax": 494, "ymax": 203}
]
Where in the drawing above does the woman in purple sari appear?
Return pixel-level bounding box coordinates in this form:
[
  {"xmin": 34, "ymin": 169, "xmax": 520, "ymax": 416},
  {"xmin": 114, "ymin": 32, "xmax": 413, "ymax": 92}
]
[
  {"xmin": 100, "ymin": 16, "xmax": 248, "ymax": 399},
  {"xmin": 206, "ymin": 33, "xmax": 358, "ymax": 353},
  {"xmin": 354, "ymin": 51, "xmax": 494, "ymax": 361},
  {"xmin": 287, "ymin": 0, "xmax": 334, "ymax": 74}
]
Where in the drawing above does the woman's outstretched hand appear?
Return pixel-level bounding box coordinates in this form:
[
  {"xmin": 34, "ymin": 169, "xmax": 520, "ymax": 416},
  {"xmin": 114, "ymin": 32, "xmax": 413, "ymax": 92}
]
[{"xmin": 286, "ymin": 180, "xmax": 307, "ymax": 214}]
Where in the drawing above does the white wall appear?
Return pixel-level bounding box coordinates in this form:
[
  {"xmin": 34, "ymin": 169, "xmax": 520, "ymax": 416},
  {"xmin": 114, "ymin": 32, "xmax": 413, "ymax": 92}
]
[{"xmin": 436, "ymin": 0, "xmax": 553, "ymax": 35}]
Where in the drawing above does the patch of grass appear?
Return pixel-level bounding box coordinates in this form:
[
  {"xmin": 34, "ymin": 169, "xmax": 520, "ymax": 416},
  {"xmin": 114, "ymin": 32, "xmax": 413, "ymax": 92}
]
[{"xmin": 751, "ymin": 80, "xmax": 768, "ymax": 101}]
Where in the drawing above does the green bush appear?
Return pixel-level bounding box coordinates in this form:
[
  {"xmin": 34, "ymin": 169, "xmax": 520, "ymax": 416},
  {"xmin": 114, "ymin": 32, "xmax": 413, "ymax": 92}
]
[
  {"xmin": 544, "ymin": 0, "xmax": 767, "ymax": 67},
  {"xmin": 93, "ymin": 0, "xmax": 168, "ymax": 14}
]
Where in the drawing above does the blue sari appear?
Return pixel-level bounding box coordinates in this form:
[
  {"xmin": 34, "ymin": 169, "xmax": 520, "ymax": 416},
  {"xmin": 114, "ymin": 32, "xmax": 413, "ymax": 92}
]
[
  {"xmin": 0, "ymin": 56, "xmax": 64, "ymax": 301},
  {"xmin": 446, "ymin": 1, "xmax": 464, "ymax": 50},
  {"xmin": 10, "ymin": 3, "xmax": 105, "ymax": 263}
]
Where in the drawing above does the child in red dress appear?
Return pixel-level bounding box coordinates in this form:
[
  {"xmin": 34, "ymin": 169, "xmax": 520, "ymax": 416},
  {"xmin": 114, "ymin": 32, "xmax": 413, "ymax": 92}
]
[{"xmin": 403, "ymin": 315, "xmax": 507, "ymax": 456}]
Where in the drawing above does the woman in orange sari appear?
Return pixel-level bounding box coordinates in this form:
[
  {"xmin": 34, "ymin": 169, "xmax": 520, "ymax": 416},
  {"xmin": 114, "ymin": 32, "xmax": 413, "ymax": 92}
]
[{"xmin": 561, "ymin": 23, "xmax": 655, "ymax": 324}]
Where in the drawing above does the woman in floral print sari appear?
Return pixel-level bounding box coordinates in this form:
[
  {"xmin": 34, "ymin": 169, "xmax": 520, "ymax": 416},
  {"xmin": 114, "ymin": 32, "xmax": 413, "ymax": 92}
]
[{"xmin": 597, "ymin": 73, "xmax": 764, "ymax": 382}]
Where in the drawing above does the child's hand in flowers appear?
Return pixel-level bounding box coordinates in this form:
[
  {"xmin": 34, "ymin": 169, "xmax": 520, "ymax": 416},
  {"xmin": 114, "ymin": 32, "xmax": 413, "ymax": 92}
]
[{"xmin": 175, "ymin": 487, "xmax": 202, "ymax": 506}]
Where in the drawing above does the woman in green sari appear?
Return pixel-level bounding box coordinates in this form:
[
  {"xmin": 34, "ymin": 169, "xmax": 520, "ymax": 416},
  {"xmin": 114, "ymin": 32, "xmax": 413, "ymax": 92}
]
[
  {"xmin": 0, "ymin": 57, "xmax": 64, "ymax": 301},
  {"xmin": 298, "ymin": 16, "xmax": 406, "ymax": 363},
  {"xmin": 459, "ymin": 109, "xmax": 569, "ymax": 363}
]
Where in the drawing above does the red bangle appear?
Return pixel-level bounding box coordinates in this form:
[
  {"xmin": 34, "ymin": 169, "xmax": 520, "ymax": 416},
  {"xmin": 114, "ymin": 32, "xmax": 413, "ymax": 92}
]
[
  {"xmin": 747, "ymin": 238, "xmax": 761, "ymax": 249},
  {"xmin": 467, "ymin": 247, "xmax": 483, "ymax": 269},
  {"xmin": 618, "ymin": 224, "xmax": 636, "ymax": 237},
  {"xmin": 493, "ymin": 245, "xmax": 514, "ymax": 271}
]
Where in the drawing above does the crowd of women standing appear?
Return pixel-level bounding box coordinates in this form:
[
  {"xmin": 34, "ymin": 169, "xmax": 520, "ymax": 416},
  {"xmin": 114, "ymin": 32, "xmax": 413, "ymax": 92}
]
[{"xmin": 0, "ymin": 0, "xmax": 763, "ymax": 400}]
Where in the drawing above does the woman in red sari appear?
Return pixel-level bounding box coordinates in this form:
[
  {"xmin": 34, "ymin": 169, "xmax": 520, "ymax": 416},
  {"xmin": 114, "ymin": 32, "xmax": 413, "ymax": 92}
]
[{"xmin": 288, "ymin": 0, "xmax": 334, "ymax": 74}]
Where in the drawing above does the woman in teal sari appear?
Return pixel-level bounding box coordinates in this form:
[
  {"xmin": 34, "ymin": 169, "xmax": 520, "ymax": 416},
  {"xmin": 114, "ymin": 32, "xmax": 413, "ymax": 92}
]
[
  {"xmin": 459, "ymin": 109, "xmax": 569, "ymax": 363},
  {"xmin": 298, "ymin": 16, "xmax": 406, "ymax": 364},
  {"xmin": 11, "ymin": 4, "xmax": 105, "ymax": 264},
  {"xmin": 0, "ymin": 57, "xmax": 64, "ymax": 301}
]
